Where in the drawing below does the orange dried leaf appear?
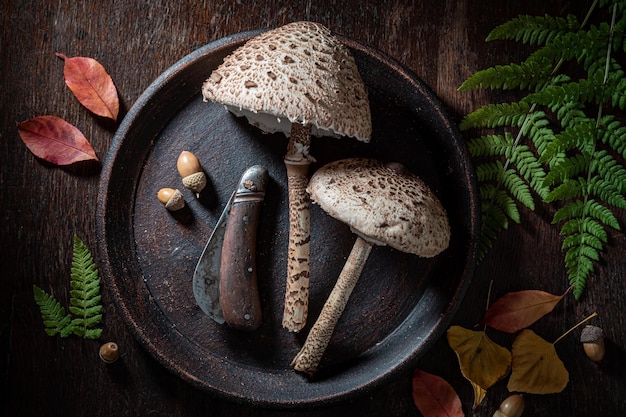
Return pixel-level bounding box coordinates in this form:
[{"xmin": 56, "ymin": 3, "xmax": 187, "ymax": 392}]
[
  {"xmin": 56, "ymin": 53, "xmax": 119, "ymax": 121},
  {"xmin": 412, "ymin": 369, "xmax": 464, "ymax": 417},
  {"xmin": 447, "ymin": 326, "xmax": 511, "ymax": 391},
  {"xmin": 482, "ymin": 289, "xmax": 568, "ymax": 333},
  {"xmin": 17, "ymin": 116, "xmax": 98, "ymax": 165},
  {"xmin": 507, "ymin": 329, "xmax": 569, "ymax": 394}
]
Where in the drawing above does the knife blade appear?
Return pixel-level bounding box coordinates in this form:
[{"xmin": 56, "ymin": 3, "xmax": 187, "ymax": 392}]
[{"xmin": 193, "ymin": 165, "xmax": 269, "ymax": 330}]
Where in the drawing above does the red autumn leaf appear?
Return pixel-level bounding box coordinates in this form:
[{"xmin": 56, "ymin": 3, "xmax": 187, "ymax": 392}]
[
  {"xmin": 482, "ymin": 288, "xmax": 569, "ymax": 333},
  {"xmin": 412, "ymin": 369, "xmax": 464, "ymax": 417},
  {"xmin": 17, "ymin": 116, "xmax": 98, "ymax": 165},
  {"xmin": 56, "ymin": 53, "xmax": 119, "ymax": 121}
]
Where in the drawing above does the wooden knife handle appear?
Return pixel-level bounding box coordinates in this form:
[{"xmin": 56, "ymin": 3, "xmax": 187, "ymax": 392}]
[{"xmin": 219, "ymin": 198, "xmax": 263, "ymax": 331}]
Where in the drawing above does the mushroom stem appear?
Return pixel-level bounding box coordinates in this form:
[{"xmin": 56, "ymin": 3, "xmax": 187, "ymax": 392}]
[
  {"xmin": 282, "ymin": 123, "xmax": 314, "ymax": 332},
  {"xmin": 284, "ymin": 122, "xmax": 313, "ymax": 164},
  {"xmin": 291, "ymin": 235, "xmax": 373, "ymax": 375}
]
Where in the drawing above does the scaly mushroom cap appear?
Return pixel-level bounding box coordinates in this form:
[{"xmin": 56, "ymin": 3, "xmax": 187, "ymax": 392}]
[
  {"xmin": 306, "ymin": 158, "xmax": 450, "ymax": 257},
  {"xmin": 201, "ymin": 21, "xmax": 371, "ymax": 141}
]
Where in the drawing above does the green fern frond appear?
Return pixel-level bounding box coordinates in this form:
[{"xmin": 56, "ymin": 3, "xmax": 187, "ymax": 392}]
[
  {"xmin": 543, "ymin": 154, "xmax": 591, "ymax": 188},
  {"xmin": 477, "ymin": 184, "xmax": 517, "ymax": 261},
  {"xmin": 553, "ymin": 199, "xmax": 620, "ymax": 229},
  {"xmin": 458, "ymin": 59, "xmax": 553, "ymax": 91},
  {"xmin": 587, "ymin": 176, "xmax": 626, "ymax": 209},
  {"xmin": 522, "ymin": 113, "xmax": 555, "ymax": 157},
  {"xmin": 563, "ymin": 231, "xmax": 604, "ymax": 251},
  {"xmin": 460, "ymin": 102, "xmax": 534, "ymax": 130},
  {"xmin": 492, "ymin": 185, "xmax": 521, "ymax": 224},
  {"xmin": 475, "ymin": 162, "xmax": 533, "ymax": 209},
  {"xmin": 547, "ymin": 172, "xmax": 626, "ymax": 208},
  {"xmin": 595, "ymin": 150, "xmax": 626, "ymax": 194},
  {"xmin": 467, "ymin": 133, "xmax": 514, "ymax": 158},
  {"xmin": 33, "ymin": 285, "xmax": 73, "ymax": 337},
  {"xmin": 34, "ymin": 236, "xmax": 104, "ymax": 340},
  {"xmin": 524, "ymin": 78, "xmax": 606, "ymax": 110},
  {"xmin": 460, "ymin": 0, "xmax": 626, "ymax": 299},
  {"xmin": 589, "ymin": 59, "xmax": 626, "ymax": 110},
  {"xmin": 565, "ymin": 254, "xmax": 595, "ymax": 299},
  {"xmin": 506, "ymin": 144, "xmax": 550, "ymax": 198},
  {"xmin": 501, "ymin": 167, "xmax": 535, "ymax": 210},
  {"xmin": 554, "ymin": 101, "xmax": 589, "ymax": 129},
  {"xmin": 613, "ymin": 77, "xmax": 626, "ymax": 109},
  {"xmin": 599, "ymin": 116, "xmax": 626, "ymax": 157},
  {"xmin": 486, "ymin": 14, "xmax": 580, "ymax": 45},
  {"xmin": 468, "ymin": 135, "xmax": 547, "ymax": 200},
  {"xmin": 476, "ymin": 161, "xmax": 504, "ymax": 182},
  {"xmin": 541, "ymin": 121, "xmax": 596, "ymax": 162},
  {"xmin": 68, "ymin": 236, "xmax": 103, "ymax": 340},
  {"xmin": 561, "ymin": 215, "xmax": 610, "ymax": 298},
  {"xmin": 561, "ymin": 217, "xmax": 608, "ymax": 243},
  {"xmin": 531, "ymin": 24, "xmax": 612, "ymax": 67},
  {"xmin": 545, "ymin": 178, "xmax": 585, "ymax": 202}
]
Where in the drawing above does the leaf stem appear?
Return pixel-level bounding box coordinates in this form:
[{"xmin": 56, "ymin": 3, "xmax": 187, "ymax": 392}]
[
  {"xmin": 553, "ymin": 312, "xmax": 598, "ymax": 345},
  {"xmin": 580, "ymin": 0, "xmax": 599, "ymax": 29},
  {"xmin": 480, "ymin": 280, "xmax": 495, "ymax": 332},
  {"xmin": 585, "ymin": 2, "xmax": 618, "ymax": 199},
  {"xmin": 485, "ymin": 280, "xmax": 494, "ymax": 312}
]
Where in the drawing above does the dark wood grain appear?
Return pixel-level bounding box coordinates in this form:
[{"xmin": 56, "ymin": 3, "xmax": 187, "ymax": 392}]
[{"xmin": 2, "ymin": 1, "xmax": 625, "ymax": 416}]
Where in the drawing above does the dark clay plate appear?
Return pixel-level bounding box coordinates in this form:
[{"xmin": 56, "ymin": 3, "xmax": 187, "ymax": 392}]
[{"xmin": 96, "ymin": 29, "xmax": 479, "ymax": 409}]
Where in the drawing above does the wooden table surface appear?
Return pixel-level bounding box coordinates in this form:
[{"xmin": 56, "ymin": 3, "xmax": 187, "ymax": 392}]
[{"xmin": 2, "ymin": 1, "xmax": 625, "ymax": 416}]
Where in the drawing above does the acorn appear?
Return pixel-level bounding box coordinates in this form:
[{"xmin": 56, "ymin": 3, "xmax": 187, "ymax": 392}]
[
  {"xmin": 157, "ymin": 187, "xmax": 185, "ymax": 211},
  {"xmin": 493, "ymin": 394, "xmax": 525, "ymax": 417},
  {"xmin": 99, "ymin": 342, "xmax": 120, "ymax": 363},
  {"xmin": 580, "ymin": 324, "xmax": 605, "ymax": 361},
  {"xmin": 177, "ymin": 151, "xmax": 207, "ymax": 197}
]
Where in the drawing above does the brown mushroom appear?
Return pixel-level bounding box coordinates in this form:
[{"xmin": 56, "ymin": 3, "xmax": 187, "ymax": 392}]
[
  {"xmin": 290, "ymin": 158, "xmax": 450, "ymax": 375},
  {"xmin": 202, "ymin": 22, "xmax": 371, "ymax": 332}
]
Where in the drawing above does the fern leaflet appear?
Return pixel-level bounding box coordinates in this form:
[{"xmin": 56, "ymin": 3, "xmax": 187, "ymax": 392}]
[
  {"xmin": 599, "ymin": 116, "xmax": 626, "ymax": 157},
  {"xmin": 33, "ymin": 285, "xmax": 73, "ymax": 337},
  {"xmin": 552, "ymin": 199, "xmax": 620, "ymax": 230},
  {"xmin": 458, "ymin": 59, "xmax": 553, "ymax": 91},
  {"xmin": 543, "ymin": 154, "xmax": 591, "ymax": 188},
  {"xmin": 68, "ymin": 236, "xmax": 103, "ymax": 339},
  {"xmin": 486, "ymin": 14, "xmax": 580, "ymax": 45},
  {"xmin": 459, "ymin": 102, "xmax": 534, "ymax": 130},
  {"xmin": 33, "ymin": 235, "xmax": 103, "ymax": 339},
  {"xmin": 541, "ymin": 120, "xmax": 596, "ymax": 162}
]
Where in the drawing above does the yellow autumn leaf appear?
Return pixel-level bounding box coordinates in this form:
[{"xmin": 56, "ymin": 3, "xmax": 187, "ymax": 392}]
[
  {"xmin": 470, "ymin": 381, "xmax": 487, "ymax": 409},
  {"xmin": 507, "ymin": 329, "xmax": 569, "ymax": 394},
  {"xmin": 447, "ymin": 326, "xmax": 512, "ymax": 390}
]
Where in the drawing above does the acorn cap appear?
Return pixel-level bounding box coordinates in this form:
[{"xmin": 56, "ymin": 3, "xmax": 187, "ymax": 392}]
[
  {"xmin": 164, "ymin": 188, "xmax": 185, "ymax": 211},
  {"xmin": 201, "ymin": 21, "xmax": 371, "ymax": 141},
  {"xmin": 580, "ymin": 324, "xmax": 604, "ymax": 343},
  {"xmin": 306, "ymin": 158, "xmax": 450, "ymax": 257}
]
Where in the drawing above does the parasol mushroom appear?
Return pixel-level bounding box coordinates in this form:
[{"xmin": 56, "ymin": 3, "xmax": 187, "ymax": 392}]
[
  {"xmin": 201, "ymin": 21, "xmax": 371, "ymax": 332},
  {"xmin": 290, "ymin": 158, "xmax": 450, "ymax": 375}
]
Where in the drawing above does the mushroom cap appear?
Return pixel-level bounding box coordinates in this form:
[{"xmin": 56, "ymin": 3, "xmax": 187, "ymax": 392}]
[
  {"xmin": 306, "ymin": 158, "xmax": 450, "ymax": 257},
  {"xmin": 201, "ymin": 21, "xmax": 371, "ymax": 141}
]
